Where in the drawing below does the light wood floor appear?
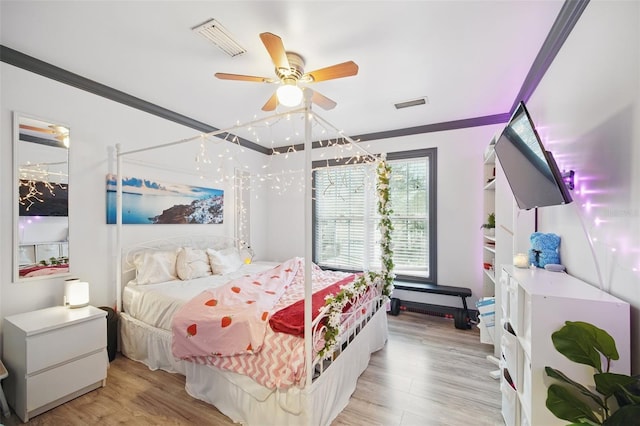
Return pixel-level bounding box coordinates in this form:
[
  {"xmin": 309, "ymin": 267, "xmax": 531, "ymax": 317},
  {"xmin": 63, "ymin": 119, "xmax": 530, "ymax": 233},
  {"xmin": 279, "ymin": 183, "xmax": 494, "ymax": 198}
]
[{"xmin": 1, "ymin": 312, "xmax": 503, "ymax": 425}]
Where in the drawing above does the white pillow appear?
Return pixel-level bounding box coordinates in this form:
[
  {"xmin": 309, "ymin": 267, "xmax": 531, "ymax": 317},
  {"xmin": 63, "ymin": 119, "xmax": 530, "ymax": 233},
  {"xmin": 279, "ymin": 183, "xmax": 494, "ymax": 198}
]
[
  {"xmin": 206, "ymin": 247, "xmax": 243, "ymax": 275},
  {"xmin": 134, "ymin": 249, "xmax": 178, "ymax": 285},
  {"xmin": 176, "ymin": 247, "xmax": 212, "ymax": 280}
]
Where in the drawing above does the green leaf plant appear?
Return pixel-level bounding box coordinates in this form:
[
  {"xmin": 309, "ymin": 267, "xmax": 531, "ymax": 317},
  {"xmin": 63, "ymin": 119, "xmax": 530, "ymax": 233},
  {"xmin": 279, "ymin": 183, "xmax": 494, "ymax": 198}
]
[
  {"xmin": 545, "ymin": 321, "xmax": 640, "ymax": 425},
  {"xmin": 480, "ymin": 212, "xmax": 495, "ymax": 229}
]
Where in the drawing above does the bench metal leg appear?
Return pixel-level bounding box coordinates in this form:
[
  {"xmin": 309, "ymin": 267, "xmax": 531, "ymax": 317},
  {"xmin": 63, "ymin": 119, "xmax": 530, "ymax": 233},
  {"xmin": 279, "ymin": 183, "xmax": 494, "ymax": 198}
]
[{"xmin": 454, "ymin": 296, "xmax": 472, "ymax": 330}]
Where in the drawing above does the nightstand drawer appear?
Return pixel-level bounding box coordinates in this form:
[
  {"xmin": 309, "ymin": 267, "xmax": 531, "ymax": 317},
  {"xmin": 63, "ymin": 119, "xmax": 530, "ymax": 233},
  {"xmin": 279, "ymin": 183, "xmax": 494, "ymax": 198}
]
[
  {"xmin": 26, "ymin": 317, "xmax": 105, "ymax": 374},
  {"xmin": 26, "ymin": 350, "xmax": 107, "ymax": 414}
]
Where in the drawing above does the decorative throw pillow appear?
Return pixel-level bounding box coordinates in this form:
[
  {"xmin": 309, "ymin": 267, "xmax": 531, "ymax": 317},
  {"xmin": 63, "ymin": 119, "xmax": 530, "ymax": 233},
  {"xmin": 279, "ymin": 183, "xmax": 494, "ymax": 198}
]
[
  {"xmin": 176, "ymin": 247, "xmax": 212, "ymax": 280},
  {"xmin": 206, "ymin": 247, "xmax": 243, "ymax": 275},
  {"xmin": 134, "ymin": 249, "xmax": 178, "ymax": 285}
]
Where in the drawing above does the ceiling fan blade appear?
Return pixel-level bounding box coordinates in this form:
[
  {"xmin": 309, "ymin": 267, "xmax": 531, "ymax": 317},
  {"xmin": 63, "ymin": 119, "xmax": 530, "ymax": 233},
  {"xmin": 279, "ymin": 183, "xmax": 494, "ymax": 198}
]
[
  {"xmin": 259, "ymin": 32, "xmax": 290, "ymax": 71},
  {"xmin": 19, "ymin": 124, "xmax": 56, "ymax": 134},
  {"xmin": 214, "ymin": 72, "xmax": 273, "ymax": 83},
  {"xmin": 304, "ymin": 61, "xmax": 359, "ymax": 82},
  {"xmin": 309, "ymin": 89, "xmax": 337, "ymax": 110},
  {"xmin": 262, "ymin": 92, "xmax": 279, "ymax": 111}
]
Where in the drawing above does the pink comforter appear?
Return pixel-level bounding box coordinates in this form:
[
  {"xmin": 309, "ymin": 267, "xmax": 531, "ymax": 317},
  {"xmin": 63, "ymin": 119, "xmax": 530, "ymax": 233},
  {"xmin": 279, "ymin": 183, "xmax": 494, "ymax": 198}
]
[
  {"xmin": 172, "ymin": 258, "xmax": 300, "ymax": 358},
  {"xmin": 171, "ymin": 258, "xmax": 357, "ymax": 390},
  {"xmin": 19, "ymin": 264, "xmax": 69, "ymax": 277}
]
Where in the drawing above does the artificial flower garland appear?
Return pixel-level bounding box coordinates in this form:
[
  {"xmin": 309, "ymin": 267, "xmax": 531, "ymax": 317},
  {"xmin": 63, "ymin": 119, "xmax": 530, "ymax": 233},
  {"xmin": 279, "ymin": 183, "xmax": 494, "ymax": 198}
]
[
  {"xmin": 319, "ymin": 159, "xmax": 395, "ymax": 359},
  {"xmin": 376, "ymin": 158, "xmax": 395, "ymax": 297}
]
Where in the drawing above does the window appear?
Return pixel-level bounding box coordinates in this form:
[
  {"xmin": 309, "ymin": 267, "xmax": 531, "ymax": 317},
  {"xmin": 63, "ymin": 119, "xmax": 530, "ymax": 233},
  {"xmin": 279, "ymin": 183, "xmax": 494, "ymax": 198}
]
[{"xmin": 313, "ymin": 148, "xmax": 437, "ymax": 283}]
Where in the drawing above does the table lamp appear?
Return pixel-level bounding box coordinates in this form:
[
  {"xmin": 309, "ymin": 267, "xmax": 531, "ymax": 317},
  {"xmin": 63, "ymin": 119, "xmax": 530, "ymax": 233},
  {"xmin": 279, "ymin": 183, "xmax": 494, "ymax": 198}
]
[{"xmin": 64, "ymin": 278, "xmax": 90, "ymax": 308}]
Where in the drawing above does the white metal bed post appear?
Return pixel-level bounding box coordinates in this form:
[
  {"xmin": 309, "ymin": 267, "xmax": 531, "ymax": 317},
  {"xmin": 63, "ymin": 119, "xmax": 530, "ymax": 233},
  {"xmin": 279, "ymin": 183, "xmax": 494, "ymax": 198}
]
[
  {"xmin": 303, "ymin": 91, "xmax": 314, "ymax": 411},
  {"xmin": 116, "ymin": 143, "xmax": 123, "ymax": 313}
]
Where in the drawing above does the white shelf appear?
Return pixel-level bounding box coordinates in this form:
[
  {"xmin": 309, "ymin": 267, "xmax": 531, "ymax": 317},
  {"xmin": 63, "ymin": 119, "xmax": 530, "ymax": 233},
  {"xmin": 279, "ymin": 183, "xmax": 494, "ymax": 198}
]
[
  {"xmin": 481, "ymin": 140, "xmax": 498, "ymax": 358},
  {"xmin": 517, "ymin": 394, "xmax": 532, "ymax": 426},
  {"xmin": 517, "ymin": 335, "xmax": 531, "ymax": 360},
  {"xmin": 484, "ymin": 179, "xmax": 496, "ymax": 190},
  {"xmin": 499, "ymin": 266, "xmax": 630, "ymax": 426},
  {"xmin": 483, "ymin": 269, "xmax": 496, "ymax": 283},
  {"xmin": 484, "ymin": 148, "xmax": 496, "ymax": 164}
]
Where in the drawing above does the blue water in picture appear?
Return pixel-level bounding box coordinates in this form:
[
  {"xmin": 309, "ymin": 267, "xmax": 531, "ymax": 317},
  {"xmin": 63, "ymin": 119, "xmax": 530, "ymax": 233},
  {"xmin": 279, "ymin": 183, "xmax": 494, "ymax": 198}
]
[{"xmin": 106, "ymin": 175, "xmax": 224, "ymax": 224}]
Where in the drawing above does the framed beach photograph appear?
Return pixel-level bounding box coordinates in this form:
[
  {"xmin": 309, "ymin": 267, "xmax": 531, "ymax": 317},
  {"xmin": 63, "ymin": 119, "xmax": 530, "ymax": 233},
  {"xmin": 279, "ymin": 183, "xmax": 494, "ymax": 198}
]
[{"xmin": 106, "ymin": 174, "xmax": 223, "ymax": 224}]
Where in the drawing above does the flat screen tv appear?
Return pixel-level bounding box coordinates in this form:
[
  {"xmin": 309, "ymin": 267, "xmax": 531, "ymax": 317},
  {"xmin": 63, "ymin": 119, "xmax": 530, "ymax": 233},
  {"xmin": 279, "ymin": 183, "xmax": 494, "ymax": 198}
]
[{"xmin": 494, "ymin": 101, "xmax": 572, "ymax": 210}]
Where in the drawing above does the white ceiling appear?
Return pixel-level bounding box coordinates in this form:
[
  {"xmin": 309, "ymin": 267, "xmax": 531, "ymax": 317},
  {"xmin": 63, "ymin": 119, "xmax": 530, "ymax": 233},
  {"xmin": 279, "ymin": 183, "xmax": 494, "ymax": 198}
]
[{"xmin": 1, "ymin": 1, "xmax": 565, "ymax": 150}]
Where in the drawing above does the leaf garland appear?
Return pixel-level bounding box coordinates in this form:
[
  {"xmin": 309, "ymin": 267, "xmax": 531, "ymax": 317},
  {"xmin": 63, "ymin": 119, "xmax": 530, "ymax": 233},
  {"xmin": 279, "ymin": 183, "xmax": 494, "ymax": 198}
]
[
  {"xmin": 318, "ymin": 159, "xmax": 395, "ymax": 359},
  {"xmin": 376, "ymin": 158, "xmax": 395, "ymax": 297}
]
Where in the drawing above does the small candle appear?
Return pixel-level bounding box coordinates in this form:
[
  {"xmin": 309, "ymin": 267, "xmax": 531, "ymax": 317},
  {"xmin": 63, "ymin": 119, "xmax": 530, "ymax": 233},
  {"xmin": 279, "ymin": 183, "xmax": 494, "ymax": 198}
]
[{"xmin": 513, "ymin": 253, "xmax": 529, "ymax": 268}]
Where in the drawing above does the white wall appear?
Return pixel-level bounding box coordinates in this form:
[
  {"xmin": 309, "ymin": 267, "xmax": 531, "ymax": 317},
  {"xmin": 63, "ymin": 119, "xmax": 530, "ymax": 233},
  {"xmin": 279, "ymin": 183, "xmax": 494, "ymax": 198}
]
[
  {"xmin": 1, "ymin": 64, "xmax": 269, "ymax": 327},
  {"xmin": 266, "ymin": 124, "xmax": 504, "ymax": 309},
  {"xmin": 525, "ymin": 0, "xmax": 640, "ymax": 373}
]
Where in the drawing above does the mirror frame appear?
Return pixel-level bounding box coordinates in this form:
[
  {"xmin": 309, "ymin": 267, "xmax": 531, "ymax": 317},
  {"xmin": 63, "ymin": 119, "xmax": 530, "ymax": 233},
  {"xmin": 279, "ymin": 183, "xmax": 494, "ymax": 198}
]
[{"xmin": 13, "ymin": 112, "xmax": 71, "ymax": 282}]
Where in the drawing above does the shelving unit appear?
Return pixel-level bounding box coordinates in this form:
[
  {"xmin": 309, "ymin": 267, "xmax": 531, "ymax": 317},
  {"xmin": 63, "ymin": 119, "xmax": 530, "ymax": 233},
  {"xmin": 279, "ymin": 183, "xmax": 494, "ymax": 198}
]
[
  {"xmin": 499, "ymin": 266, "xmax": 630, "ymax": 426},
  {"xmin": 479, "ymin": 142, "xmax": 497, "ymax": 347},
  {"xmin": 482, "ymin": 131, "xmax": 536, "ymax": 380},
  {"xmin": 480, "ymin": 132, "xmax": 534, "ymax": 365}
]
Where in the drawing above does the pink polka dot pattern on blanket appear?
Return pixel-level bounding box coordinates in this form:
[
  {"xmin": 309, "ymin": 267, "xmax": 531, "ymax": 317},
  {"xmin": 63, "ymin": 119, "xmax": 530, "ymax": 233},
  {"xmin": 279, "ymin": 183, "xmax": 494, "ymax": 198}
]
[{"xmin": 171, "ymin": 258, "xmax": 300, "ymax": 358}]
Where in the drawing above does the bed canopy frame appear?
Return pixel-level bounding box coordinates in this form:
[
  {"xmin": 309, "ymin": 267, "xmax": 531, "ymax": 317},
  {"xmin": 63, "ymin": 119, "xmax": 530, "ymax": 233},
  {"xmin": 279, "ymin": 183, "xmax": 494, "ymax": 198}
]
[{"xmin": 113, "ymin": 91, "xmax": 391, "ymax": 422}]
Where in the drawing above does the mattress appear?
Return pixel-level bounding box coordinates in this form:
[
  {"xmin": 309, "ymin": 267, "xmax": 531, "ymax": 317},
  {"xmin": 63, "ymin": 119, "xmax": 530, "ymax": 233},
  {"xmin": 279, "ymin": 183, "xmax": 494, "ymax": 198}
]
[{"xmin": 123, "ymin": 261, "xmax": 279, "ymax": 330}]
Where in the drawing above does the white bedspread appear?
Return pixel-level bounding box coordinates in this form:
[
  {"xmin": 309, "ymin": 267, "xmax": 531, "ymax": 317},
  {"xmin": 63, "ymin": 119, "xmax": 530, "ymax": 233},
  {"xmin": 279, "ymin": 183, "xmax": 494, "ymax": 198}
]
[{"xmin": 123, "ymin": 261, "xmax": 278, "ymax": 330}]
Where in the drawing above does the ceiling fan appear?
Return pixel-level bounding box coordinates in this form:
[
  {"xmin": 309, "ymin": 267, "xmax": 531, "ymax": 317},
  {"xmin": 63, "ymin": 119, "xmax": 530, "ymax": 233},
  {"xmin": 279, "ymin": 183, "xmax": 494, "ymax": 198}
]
[
  {"xmin": 215, "ymin": 32, "xmax": 358, "ymax": 111},
  {"xmin": 19, "ymin": 124, "xmax": 70, "ymax": 146}
]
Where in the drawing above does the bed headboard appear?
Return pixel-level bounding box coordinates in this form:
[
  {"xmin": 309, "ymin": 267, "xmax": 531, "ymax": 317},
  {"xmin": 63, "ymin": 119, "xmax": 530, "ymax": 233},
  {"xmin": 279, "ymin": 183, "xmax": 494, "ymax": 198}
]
[{"xmin": 120, "ymin": 234, "xmax": 240, "ymax": 299}]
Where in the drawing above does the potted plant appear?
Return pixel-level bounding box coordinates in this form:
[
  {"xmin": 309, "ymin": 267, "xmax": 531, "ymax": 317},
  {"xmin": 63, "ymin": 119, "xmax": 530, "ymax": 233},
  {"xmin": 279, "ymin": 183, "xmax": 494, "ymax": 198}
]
[
  {"xmin": 481, "ymin": 212, "xmax": 495, "ymax": 236},
  {"xmin": 545, "ymin": 321, "xmax": 640, "ymax": 425}
]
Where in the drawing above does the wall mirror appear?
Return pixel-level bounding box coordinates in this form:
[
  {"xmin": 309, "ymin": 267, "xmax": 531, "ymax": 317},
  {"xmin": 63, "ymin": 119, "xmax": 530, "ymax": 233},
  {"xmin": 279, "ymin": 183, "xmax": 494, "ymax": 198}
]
[{"xmin": 13, "ymin": 113, "xmax": 70, "ymax": 282}]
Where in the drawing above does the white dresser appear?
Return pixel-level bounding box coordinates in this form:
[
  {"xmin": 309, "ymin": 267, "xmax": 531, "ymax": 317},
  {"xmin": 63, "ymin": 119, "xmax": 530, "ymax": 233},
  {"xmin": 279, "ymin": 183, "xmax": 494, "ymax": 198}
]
[
  {"xmin": 499, "ymin": 266, "xmax": 630, "ymax": 426},
  {"xmin": 2, "ymin": 305, "xmax": 108, "ymax": 422}
]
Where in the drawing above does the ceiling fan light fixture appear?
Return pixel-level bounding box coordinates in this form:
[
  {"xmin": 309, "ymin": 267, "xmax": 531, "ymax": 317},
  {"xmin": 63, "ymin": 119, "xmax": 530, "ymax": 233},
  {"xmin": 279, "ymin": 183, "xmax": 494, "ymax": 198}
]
[
  {"xmin": 192, "ymin": 19, "xmax": 246, "ymax": 57},
  {"xmin": 276, "ymin": 82, "xmax": 303, "ymax": 107}
]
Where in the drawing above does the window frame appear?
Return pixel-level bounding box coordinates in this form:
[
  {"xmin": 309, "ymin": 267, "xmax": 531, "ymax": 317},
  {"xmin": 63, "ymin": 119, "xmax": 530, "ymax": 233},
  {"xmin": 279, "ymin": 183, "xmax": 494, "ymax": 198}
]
[{"xmin": 312, "ymin": 147, "xmax": 437, "ymax": 285}]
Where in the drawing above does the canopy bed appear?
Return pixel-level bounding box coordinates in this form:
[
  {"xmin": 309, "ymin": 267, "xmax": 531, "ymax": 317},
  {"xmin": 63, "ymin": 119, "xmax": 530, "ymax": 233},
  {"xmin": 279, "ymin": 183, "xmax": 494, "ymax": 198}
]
[{"xmin": 114, "ymin": 95, "xmax": 394, "ymax": 425}]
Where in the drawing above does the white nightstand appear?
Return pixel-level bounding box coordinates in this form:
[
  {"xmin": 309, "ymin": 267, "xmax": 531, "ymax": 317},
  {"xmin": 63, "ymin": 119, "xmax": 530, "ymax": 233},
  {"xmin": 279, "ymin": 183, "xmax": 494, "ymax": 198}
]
[{"xmin": 2, "ymin": 305, "xmax": 108, "ymax": 422}]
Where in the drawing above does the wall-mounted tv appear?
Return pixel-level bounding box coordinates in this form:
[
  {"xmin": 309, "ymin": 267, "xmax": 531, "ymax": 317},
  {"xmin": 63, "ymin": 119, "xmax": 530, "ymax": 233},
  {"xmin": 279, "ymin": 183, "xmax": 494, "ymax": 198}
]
[{"xmin": 494, "ymin": 101, "xmax": 572, "ymax": 210}]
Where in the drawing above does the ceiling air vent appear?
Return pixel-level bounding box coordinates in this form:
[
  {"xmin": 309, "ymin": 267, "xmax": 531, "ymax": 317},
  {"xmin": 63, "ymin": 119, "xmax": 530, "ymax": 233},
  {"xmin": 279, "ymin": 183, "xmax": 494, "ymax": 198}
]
[
  {"xmin": 394, "ymin": 96, "xmax": 428, "ymax": 110},
  {"xmin": 192, "ymin": 19, "xmax": 246, "ymax": 57}
]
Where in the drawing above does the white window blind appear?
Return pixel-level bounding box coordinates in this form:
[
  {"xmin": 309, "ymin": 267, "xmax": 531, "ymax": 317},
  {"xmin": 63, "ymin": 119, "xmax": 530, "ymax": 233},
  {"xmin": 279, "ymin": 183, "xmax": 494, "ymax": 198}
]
[
  {"xmin": 387, "ymin": 157, "xmax": 429, "ymax": 278},
  {"xmin": 314, "ymin": 155, "xmax": 431, "ymax": 280},
  {"xmin": 314, "ymin": 164, "xmax": 375, "ymax": 271}
]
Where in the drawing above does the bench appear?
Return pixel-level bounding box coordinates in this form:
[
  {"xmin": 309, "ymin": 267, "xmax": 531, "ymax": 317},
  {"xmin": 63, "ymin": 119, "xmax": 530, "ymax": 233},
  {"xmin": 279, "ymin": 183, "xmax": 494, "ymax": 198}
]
[{"xmin": 390, "ymin": 281, "xmax": 473, "ymax": 329}]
